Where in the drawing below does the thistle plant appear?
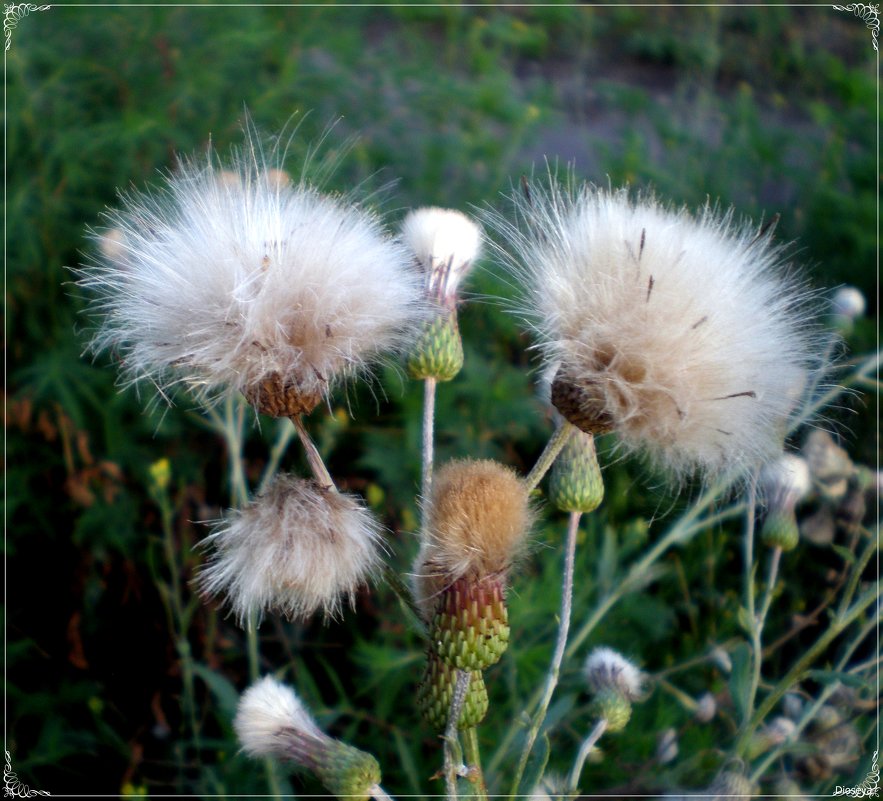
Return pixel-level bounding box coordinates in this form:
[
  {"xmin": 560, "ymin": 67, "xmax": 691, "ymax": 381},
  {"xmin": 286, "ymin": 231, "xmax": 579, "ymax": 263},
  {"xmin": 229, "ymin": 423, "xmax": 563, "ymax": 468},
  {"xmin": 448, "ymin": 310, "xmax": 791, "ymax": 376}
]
[{"xmin": 77, "ymin": 130, "xmax": 878, "ymax": 800}]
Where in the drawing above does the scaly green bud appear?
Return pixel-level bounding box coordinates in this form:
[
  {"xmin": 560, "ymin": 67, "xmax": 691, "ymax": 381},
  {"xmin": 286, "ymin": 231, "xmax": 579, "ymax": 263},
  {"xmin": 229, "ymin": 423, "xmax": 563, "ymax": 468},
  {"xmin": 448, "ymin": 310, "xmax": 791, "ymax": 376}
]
[
  {"xmin": 430, "ymin": 575, "xmax": 509, "ymax": 670},
  {"xmin": 761, "ymin": 509, "xmax": 799, "ymax": 551},
  {"xmin": 315, "ymin": 740, "xmax": 382, "ymax": 801},
  {"xmin": 418, "ymin": 650, "xmax": 488, "ymax": 730},
  {"xmin": 408, "ymin": 313, "xmax": 464, "ymax": 382},
  {"xmin": 549, "ymin": 430, "xmax": 604, "ymax": 513},
  {"xmin": 590, "ymin": 688, "xmax": 632, "ymax": 733}
]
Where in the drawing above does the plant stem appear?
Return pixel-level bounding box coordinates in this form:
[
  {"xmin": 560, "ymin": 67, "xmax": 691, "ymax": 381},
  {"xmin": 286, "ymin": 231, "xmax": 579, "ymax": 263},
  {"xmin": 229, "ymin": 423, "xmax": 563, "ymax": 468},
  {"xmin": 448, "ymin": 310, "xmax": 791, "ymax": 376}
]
[
  {"xmin": 746, "ymin": 543, "xmax": 781, "ymax": 726},
  {"xmin": 291, "ymin": 414, "xmax": 336, "ymax": 489},
  {"xmin": 462, "ymin": 727, "xmax": 488, "ymax": 801},
  {"xmin": 748, "ymin": 614, "xmax": 878, "ymax": 783},
  {"xmin": 734, "ymin": 584, "xmax": 879, "ymax": 758},
  {"xmin": 369, "ymin": 785, "xmax": 397, "ymax": 801},
  {"xmin": 837, "ymin": 527, "xmax": 879, "ymax": 617},
  {"xmin": 444, "ymin": 670, "xmax": 470, "ymax": 800},
  {"xmin": 259, "ymin": 417, "xmax": 296, "ymax": 494},
  {"xmin": 567, "ymin": 718, "xmax": 608, "ymax": 793},
  {"xmin": 422, "ymin": 377, "xmax": 437, "ymax": 512},
  {"xmin": 509, "ymin": 511, "xmax": 581, "ymax": 798},
  {"xmin": 523, "ymin": 422, "xmax": 574, "ymax": 493}
]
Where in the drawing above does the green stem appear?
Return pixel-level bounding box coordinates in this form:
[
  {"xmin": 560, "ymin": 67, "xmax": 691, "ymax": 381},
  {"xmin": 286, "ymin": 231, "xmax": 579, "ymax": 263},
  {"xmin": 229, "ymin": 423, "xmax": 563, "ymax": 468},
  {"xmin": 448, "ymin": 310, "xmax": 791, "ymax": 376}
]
[
  {"xmin": 509, "ymin": 511, "xmax": 581, "ymax": 798},
  {"xmin": 444, "ymin": 670, "xmax": 470, "ymax": 800},
  {"xmin": 462, "ymin": 727, "xmax": 488, "ymax": 801},
  {"xmin": 422, "ymin": 377, "xmax": 437, "ymax": 519},
  {"xmin": 258, "ymin": 417, "xmax": 296, "ymax": 494},
  {"xmin": 837, "ymin": 527, "xmax": 879, "ymax": 617},
  {"xmin": 735, "ymin": 584, "xmax": 879, "ymax": 758},
  {"xmin": 567, "ymin": 718, "xmax": 608, "ymax": 793},
  {"xmin": 489, "ymin": 476, "xmax": 738, "ymax": 776},
  {"xmin": 748, "ymin": 614, "xmax": 878, "ymax": 783},
  {"xmin": 523, "ymin": 422, "xmax": 575, "ymax": 493}
]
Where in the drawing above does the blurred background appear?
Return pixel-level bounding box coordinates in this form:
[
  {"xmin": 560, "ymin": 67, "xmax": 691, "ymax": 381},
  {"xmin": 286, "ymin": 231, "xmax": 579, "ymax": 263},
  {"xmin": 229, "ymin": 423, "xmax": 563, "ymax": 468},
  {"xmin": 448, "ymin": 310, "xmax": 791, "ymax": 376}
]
[{"xmin": 6, "ymin": 1, "xmax": 878, "ymax": 796}]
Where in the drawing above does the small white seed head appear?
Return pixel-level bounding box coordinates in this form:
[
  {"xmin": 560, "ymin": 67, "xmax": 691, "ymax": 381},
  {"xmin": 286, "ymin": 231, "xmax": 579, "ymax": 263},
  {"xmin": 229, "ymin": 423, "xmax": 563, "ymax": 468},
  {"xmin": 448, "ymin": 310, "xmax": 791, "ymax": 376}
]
[{"xmin": 583, "ymin": 647, "xmax": 644, "ymax": 702}]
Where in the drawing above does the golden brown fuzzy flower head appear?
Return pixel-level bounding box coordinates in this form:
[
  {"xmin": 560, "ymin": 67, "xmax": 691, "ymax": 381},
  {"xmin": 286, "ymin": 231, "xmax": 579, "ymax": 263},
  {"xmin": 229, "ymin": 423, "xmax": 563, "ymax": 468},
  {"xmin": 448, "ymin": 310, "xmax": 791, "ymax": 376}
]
[{"xmin": 423, "ymin": 459, "xmax": 532, "ymax": 583}]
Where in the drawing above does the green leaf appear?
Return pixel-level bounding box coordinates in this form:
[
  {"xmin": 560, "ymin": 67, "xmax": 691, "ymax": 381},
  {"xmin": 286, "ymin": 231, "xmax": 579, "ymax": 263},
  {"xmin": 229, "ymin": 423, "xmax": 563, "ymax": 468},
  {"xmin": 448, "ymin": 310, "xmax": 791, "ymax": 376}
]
[
  {"xmin": 192, "ymin": 663, "xmax": 240, "ymax": 728},
  {"xmin": 520, "ymin": 731, "xmax": 551, "ymax": 797},
  {"xmin": 730, "ymin": 641, "xmax": 753, "ymax": 724},
  {"xmin": 807, "ymin": 669, "xmax": 867, "ymax": 689},
  {"xmin": 831, "ymin": 544, "xmax": 856, "ymax": 564},
  {"xmin": 737, "ymin": 605, "xmax": 754, "ymax": 635}
]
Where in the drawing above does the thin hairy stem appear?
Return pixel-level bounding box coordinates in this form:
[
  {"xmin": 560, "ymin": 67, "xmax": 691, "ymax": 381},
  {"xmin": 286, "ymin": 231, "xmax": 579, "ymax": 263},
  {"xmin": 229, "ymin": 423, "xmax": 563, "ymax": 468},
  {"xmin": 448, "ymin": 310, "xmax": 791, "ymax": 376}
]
[
  {"xmin": 462, "ymin": 727, "xmax": 488, "ymax": 801},
  {"xmin": 735, "ymin": 583, "xmax": 879, "ymax": 758},
  {"xmin": 741, "ymin": 475, "xmax": 760, "ymax": 724},
  {"xmin": 749, "ymin": 614, "xmax": 878, "ymax": 782},
  {"xmin": 444, "ymin": 670, "xmax": 470, "ymax": 800},
  {"xmin": 568, "ymin": 718, "xmax": 608, "ymax": 793},
  {"xmin": 290, "ymin": 414, "xmax": 336, "ymax": 489},
  {"xmin": 259, "ymin": 417, "xmax": 296, "ymax": 494},
  {"xmin": 523, "ymin": 422, "xmax": 575, "ymax": 492},
  {"xmin": 369, "ymin": 785, "xmax": 397, "ymax": 801},
  {"xmin": 422, "ymin": 377, "xmax": 437, "ymax": 513},
  {"xmin": 509, "ymin": 511, "xmax": 581, "ymax": 798},
  {"xmin": 489, "ymin": 476, "xmax": 736, "ymax": 775}
]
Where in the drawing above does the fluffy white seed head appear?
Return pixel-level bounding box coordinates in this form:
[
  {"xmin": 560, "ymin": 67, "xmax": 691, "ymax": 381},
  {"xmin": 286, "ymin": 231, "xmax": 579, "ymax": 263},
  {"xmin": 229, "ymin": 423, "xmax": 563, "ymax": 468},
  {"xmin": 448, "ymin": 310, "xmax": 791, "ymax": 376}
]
[
  {"xmin": 401, "ymin": 207, "xmax": 482, "ymax": 305},
  {"xmin": 198, "ymin": 475, "xmax": 383, "ymax": 625},
  {"xmin": 490, "ymin": 180, "xmax": 830, "ymax": 484},
  {"xmin": 234, "ymin": 676, "xmax": 325, "ymax": 761},
  {"xmin": 78, "ymin": 137, "xmax": 427, "ymax": 408},
  {"xmin": 583, "ymin": 647, "xmax": 644, "ymax": 701},
  {"xmin": 760, "ymin": 453, "xmax": 812, "ymax": 511}
]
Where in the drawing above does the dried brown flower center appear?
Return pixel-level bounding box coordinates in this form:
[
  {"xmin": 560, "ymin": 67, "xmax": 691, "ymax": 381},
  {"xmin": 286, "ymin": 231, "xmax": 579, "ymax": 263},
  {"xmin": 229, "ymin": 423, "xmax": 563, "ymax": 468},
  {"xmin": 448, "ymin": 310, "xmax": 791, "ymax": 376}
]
[{"xmin": 242, "ymin": 372, "xmax": 323, "ymax": 417}]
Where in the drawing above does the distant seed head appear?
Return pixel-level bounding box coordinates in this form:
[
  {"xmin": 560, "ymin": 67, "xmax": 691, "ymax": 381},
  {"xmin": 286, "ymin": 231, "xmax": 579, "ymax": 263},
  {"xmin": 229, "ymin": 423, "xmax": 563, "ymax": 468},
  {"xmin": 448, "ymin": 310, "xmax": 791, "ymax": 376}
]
[
  {"xmin": 401, "ymin": 207, "xmax": 482, "ymax": 306},
  {"xmin": 234, "ymin": 676, "xmax": 325, "ymax": 762},
  {"xmin": 78, "ymin": 133, "xmax": 427, "ymax": 412},
  {"xmin": 831, "ymin": 285, "xmax": 866, "ymax": 322},
  {"xmin": 584, "ymin": 647, "xmax": 644, "ymax": 702},
  {"xmin": 489, "ymin": 179, "xmax": 830, "ymax": 484},
  {"xmin": 198, "ymin": 474, "xmax": 383, "ymax": 625},
  {"xmin": 760, "ymin": 453, "xmax": 812, "ymax": 512}
]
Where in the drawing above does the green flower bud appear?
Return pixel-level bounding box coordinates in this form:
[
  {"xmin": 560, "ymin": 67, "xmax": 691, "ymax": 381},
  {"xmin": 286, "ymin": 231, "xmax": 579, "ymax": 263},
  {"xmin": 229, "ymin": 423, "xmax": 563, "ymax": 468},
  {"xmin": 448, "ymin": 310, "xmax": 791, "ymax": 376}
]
[
  {"xmin": 408, "ymin": 313, "xmax": 464, "ymax": 382},
  {"xmin": 430, "ymin": 575, "xmax": 509, "ymax": 671},
  {"xmin": 761, "ymin": 509, "xmax": 799, "ymax": 551},
  {"xmin": 418, "ymin": 650, "xmax": 488, "ymax": 730},
  {"xmin": 315, "ymin": 740, "xmax": 382, "ymax": 801},
  {"xmin": 590, "ymin": 688, "xmax": 631, "ymax": 733},
  {"xmin": 549, "ymin": 430, "xmax": 604, "ymax": 513}
]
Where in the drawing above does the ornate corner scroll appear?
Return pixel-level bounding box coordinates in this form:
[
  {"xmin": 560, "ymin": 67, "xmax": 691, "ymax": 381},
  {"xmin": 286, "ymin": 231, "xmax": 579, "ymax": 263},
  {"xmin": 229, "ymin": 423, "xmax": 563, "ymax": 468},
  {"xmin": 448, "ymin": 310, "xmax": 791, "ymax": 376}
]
[
  {"xmin": 4, "ymin": 3, "xmax": 50, "ymax": 52},
  {"xmin": 834, "ymin": 3, "xmax": 881, "ymax": 50},
  {"xmin": 3, "ymin": 751, "xmax": 50, "ymax": 798}
]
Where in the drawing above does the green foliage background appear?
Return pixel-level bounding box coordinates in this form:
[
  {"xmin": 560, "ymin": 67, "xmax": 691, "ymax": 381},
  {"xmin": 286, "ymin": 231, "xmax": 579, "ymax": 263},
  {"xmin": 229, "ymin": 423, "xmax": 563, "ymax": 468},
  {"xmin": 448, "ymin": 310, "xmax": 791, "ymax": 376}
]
[{"xmin": 6, "ymin": 1, "xmax": 878, "ymax": 796}]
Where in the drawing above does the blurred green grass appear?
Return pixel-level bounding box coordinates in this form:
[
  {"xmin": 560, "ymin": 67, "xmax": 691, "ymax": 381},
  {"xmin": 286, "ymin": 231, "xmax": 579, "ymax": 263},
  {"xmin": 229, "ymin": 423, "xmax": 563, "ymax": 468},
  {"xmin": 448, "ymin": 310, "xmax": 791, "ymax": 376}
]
[{"xmin": 6, "ymin": 2, "xmax": 877, "ymax": 796}]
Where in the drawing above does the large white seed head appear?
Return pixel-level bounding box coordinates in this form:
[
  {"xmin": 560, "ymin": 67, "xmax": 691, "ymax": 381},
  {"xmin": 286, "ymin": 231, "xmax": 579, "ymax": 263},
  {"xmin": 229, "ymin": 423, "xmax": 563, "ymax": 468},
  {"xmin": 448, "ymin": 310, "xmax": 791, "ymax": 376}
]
[
  {"xmin": 401, "ymin": 207, "xmax": 482, "ymax": 304},
  {"xmin": 490, "ymin": 180, "xmax": 830, "ymax": 484},
  {"xmin": 78, "ymin": 136, "xmax": 427, "ymax": 408},
  {"xmin": 234, "ymin": 676, "xmax": 325, "ymax": 761},
  {"xmin": 198, "ymin": 475, "xmax": 384, "ymax": 625},
  {"xmin": 583, "ymin": 646, "xmax": 644, "ymax": 702}
]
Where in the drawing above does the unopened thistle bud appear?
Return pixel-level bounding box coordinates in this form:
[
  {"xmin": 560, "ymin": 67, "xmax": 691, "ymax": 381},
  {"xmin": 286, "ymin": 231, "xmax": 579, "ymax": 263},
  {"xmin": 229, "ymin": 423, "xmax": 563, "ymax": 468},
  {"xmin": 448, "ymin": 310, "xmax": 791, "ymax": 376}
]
[
  {"xmin": 416, "ymin": 459, "xmax": 531, "ymax": 670},
  {"xmin": 802, "ymin": 430, "xmax": 854, "ymax": 503},
  {"xmin": 695, "ymin": 692, "xmax": 717, "ymax": 723},
  {"xmin": 760, "ymin": 454, "xmax": 811, "ymax": 551},
  {"xmin": 234, "ymin": 676, "xmax": 381, "ymax": 801},
  {"xmin": 407, "ymin": 312, "xmax": 464, "ymax": 381},
  {"xmin": 584, "ymin": 647, "xmax": 644, "ymax": 733},
  {"xmin": 402, "ymin": 208, "xmax": 482, "ymax": 382},
  {"xmin": 707, "ymin": 770, "xmax": 757, "ymax": 800},
  {"xmin": 549, "ymin": 429, "xmax": 604, "ymax": 513},
  {"xmin": 417, "ymin": 650, "xmax": 488, "ymax": 731}
]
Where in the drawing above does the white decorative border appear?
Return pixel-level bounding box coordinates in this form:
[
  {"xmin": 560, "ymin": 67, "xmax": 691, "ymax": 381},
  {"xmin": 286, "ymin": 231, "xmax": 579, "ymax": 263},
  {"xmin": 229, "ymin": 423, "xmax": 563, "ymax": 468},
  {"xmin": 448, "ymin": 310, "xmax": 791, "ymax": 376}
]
[
  {"xmin": 833, "ymin": 750, "xmax": 881, "ymax": 797},
  {"xmin": 834, "ymin": 3, "xmax": 881, "ymax": 50},
  {"xmin": 3, "ymin": 752, "xmax": 50, "ymax": 798},
  {"xmin": 4, "ymin": 3, "xmax": 50, "ymax": 52}
]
